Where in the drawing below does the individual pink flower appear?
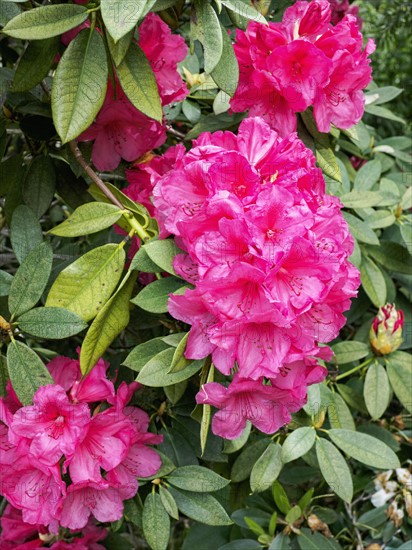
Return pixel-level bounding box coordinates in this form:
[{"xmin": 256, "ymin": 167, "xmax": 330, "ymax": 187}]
[
  {"xmin": 230, "ymin": 0, "xmax": 374, "ymax": 135},
  {"xmin": 0, "ymin": 504, "xmax": 42, "ymax": 549}
]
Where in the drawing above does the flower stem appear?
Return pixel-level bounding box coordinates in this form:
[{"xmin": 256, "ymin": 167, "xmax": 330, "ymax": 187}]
[{"xmin": 334, "ymin": 357, "xmax": 373, "ymax": 381}]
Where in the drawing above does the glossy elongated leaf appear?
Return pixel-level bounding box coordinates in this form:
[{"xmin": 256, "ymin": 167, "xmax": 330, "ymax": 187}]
[
  {"xmin": 46, "ymin": 243, "xmax": 125, "ymax": 322},
  {"xmin": 10, "ymin": 205, "xmax": 43, "ymax": 264},
  {"xmin": 272, "ymin": 481, "xmax": 291, "ymax": 514},
  {"xmin": 107, "ymin": 29, "xmax": 134, "ymax": 66},
  {"xmin": 364, "ymin": 362, "xmax": 391, "ymax": 419},
  {"xmin": 340, "ymin": 190, "xmax": 382, "ymax": 208},
  {"xmin": 231, "ymin": 438, "xmax": 271, "ymax": 482},
  {"xmin": 332, "ymin": 341, "xmax": 370, "ymax": 365},
  {"xmin": 281, "ymin": 427, "xmax": 316, "ymax": 463},
  {"xmin": 353, "ymin": 159, "xmax": 382, "ymax": 190},
  {"xmin": 142, "ymin": 493, "xmax": 170, "ymax": 550},
  {"xmin": 123, "ymin": 337, "xmax": 170, "ymax": 372},
  {"xmin": 386, "ymin": 352, "xmax": 412, "ymax": 413},
  {"xmin": 7, "ymin": 341, "xmax": 53, "ymax": 406},
  {"xmin": 366, "ymin": 242, "xmax": 411, "ymax": 274},
  {"xmin": 13, "ymin": 37, "xmax": 59, "ymax": 92},
  {"xmin": 250, "ymin": 443, "xmax": 282, "ymax": 493},
  {"xmin": 168, "ymin": 487, "xmax": 233, "ymax": 526},
  {"xmin": 192, "ymin": 0, "xmax": 223, "ymax": 74},
  {"xmin": 116, "ymin": 42, "xmax": 162, "ymax": 121},
  {"xmin": 316, "ymin": 438, "xmax": 353, "ymax": 503},
  {"xmin": 50, "ymin": 203, "xmax": 124, "ymax": 237},
  {"xmin": 168, "ymin": 332, "xmax": 190, "ymax": 373},
  {"xmin": 343, "ymin": 212, "xmax": 379, "ymax": 245},
  {"xmin": 328, "ymin": 429, "xmax": 400, "ymax": 469},
  {"xmin": 221, "ymin": 0, "xmax": 266, "ymax": 24},
  {"xmin": 23, "ymin": 155, "xmax": 56, "ymax": 218},
  {"xmin": 365, "ymin": 86, "xmax": 403, "ymax": 105},
  {"xmin": 101, "ymin": 0, "xmax": 146, "ymax": 42},
  {"xmin": 137, "ymin": 348, "xmax": 204, "ymax": 386},
  {"xmin": 131, "ymin": 277, "xmax": 187, "ymax": 314},
  {"xmin": 17, "ymin": 307, "xmax": 87, "ymax": 339},
  {"xmin": 2, "ymin": 4, "xmax": 88, "ymax": 39},
  {"xmin": 159, "ymin": 486, "xmax": 179, "ymax": 520},
  {"xmin": 360, "ymin": 255, "xmax": 387, "ymax": 307},
  {"xmin": 210, "ymin": 22, "xmax": 239, "ymax": 96},
  {"xmin": 52, "ymin": 29, "xmax": 108, "ymax": 143},
  {"xmin": 328, "ymin": 392, "xmax": 355, "ymax": 431},
  {"xmin": 8, "ymin": 242, "xmax": 53, "ymax": 318},
  {"xmin": 80, "ymin": 271, "xmax": 137, "ymax": 375},
  {"xmin": 144, "ymin": 239, "xmax": 183, "ymax": 276},
  {"xmin": 297, "ymin": 528, "xmax": 342, "ymax": 550},
  {"xmin": 168, "ymin": 465, "xmax": 230, "ymax": 492}
]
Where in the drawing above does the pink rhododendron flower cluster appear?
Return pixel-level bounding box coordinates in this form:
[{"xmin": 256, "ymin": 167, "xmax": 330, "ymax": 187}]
[
  {"xmin": 78, "ymin": 13, "xmax": 188, "ymax": 171},
  {"xmin": 230, "ymin": 0, "xmax": 374, "ymax": 134},
  {"xmin": 151, "ymin": 116, "xmax": 360, "ymax": 439},
  {"xmin": 0, "ymin": 353, "xmax": 162, "ymax": 532},
  {"xmin": 0, "ymin": 504, "xmax": 107, "ymax": 549}
]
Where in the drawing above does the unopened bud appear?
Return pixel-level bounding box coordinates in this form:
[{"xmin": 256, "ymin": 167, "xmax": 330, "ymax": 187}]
[{"xmin": 369, "ymin": 304, "xmax": 404, "ymax": 355}]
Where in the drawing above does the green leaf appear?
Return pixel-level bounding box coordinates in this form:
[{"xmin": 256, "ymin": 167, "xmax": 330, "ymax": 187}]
[
  {"xmin": 365, "ymin": 104, "xmax": 405, "ymax": 124},
  {"xmin": 0, "ymin": 354, "xmax": 8, "ymax": 398},
  {"xmin": 101, "ymin": 0, "xmax": 146, "ymax": 42},
  {"xmin": 13, "ymin": 37, "xmax": 59, "ymax": 92},
  {"xmin": 297, "ymin": 528, "xmax": 342, "ymax": 550},
  {"xmin": 386, "ymin": 352, "xmax": 412, "ymax": 413},
  {"xmin": 144, "ymin": 239, "xmax": 183, "ymax": 276},
  {"xmin": 210, "ymin": 23, "xmax": 239, "ymax": 96},
  {"xmin": 316, "ymin": 438, "xmax": 353, "ymax": 503},
  {"xmin": 360, "ymin": 255, "xmax": 387, "ymax": 307},
  {"xmin": 46, "ymin": 243, "xmax": 125, "ymax": 322},
  {"xmin": 336, "ymin": 384, "xmax": 368, "ymax": 414},
  {"xmin": 231, "ymin": 438, "xmax": 271, "ymax": 482},
  {"xmin": 142, "ymin": 493, "xmax": 170, "ymax": 550},
  {"xmin": 281, "ymin": 427, "xmax": 316, "ymax": 463},
  {"xmin": 328, "ymin": 429, "xmax": 400, "ymax": 469},
  {"xmin": 168, "ymin": 487, "xmax": 232, "ymax": 526},
  {"xmin": 116, "ymin": 42, "xmax": 162, "ymax": 122},
  {"xmin": 220, "ymin": 541, "xmax": 261, "ymax": 550},
  {"xmin": 328, "ymin": 392, "xmax": 355, "ymax": 431},
  {"xmin": 23, "ymin": 155, "xmax": 56, "ymax": 218},
  {"xmin": 107, "ymin": 29, "xmax": 134, "ymax": 66},
  {"xmin": 164, "ymin": 380, "xmax": 187, "ymax": 405},
  {"xmin": 192, "ymin": 0, "xmax": 223, "ymax": 74},
  {"xmin": 220, "ymin": 0, "xmax": 266, "ymax": 25},
  {"xmin": 123, "ymin": 337, "xmax": 170, "ymax": 372},
  {"xmin": 52, "ymin": 28, "xmax": 108, "ymax": 143},
  {"xmin": 131, "ymin": 277, "xmax": 187, "ymax": 314},
  {"xmin": 365, "ymin": 86, "xmax": 403, "ymax": 105},
  {"xmin": 285, "ymin": 505, "xmax": 302, "ymax": 524},
  {"xmin": 353, "ymin": 159, "xmax": 382, "ymax": 191},
  {"xmin": 2, "ymin": 4, "xmax": 88, "ymax": 39},
  {"xmin": 298, "ymin": 488, "xmax": 314, "ymax": 512},
  {"xmin": 223, "ymin": 422, "xmax": 251, "ymax": 454},
  {"xmin": 185, "ymin": 112, "xmax": 245, "ymax": 141},
  {"xmin": 159, "ymin": 486, "xmax": 179, "ymax": 520},
  {"xmin": 272, "ymin": 481, "xmax": 291, "ymax": 514},
  {"xmin": 365, "ymin": 242, "xmax": 411, "ymax": 274},
  {"xmin": 250, "ymin": 443, "xmax": 282, "ymax": 493},
  {"xmin": 168, "ymin": 465, "xmax": 230, "ymax": 492},
  {"xmin": 0, "ymin": 270, "xmax": 13, "ymax": 298},
  {"xmin": 130, "ymin": 247, "xmax": 161, "ymax": 273},
  {"xmin": 363, "ymin": 210, "xmax": 396, "ymax": 230},
  {"xmin": 17, "ymin": 307, "xmax": 87, "ymax": 339},
  {"xmin": 269, "ymin": 534, "xmax": 291, "ymax": 550},
  {"xmin": 401, "ymin": 186, "xmax": 412, "ymax": 210},
  {"xmin": 80, "ymin": 271, "xmax": 137, "ymax": 375},
  {"xmin": 364, "ymin": 363, "xmax": 391, "ymax": 420},
  {"xmin": 340, "ymin": 190, "xmax": 382, "ymax": 208},
  {"xmin": 10, "ymin": 204, "xmax": 43, "ymax": 264},
  {"xmin": 7, "ymin": 341, "xmax": 53, "ymax": 406},
  {"xmin": 331, "ymin": 341, "xmax": 370, "ymax": 365},
  {"xmin": 50, "ymin": 203, "xmax": 123, "ymax": 237},
  {"xmin": 343, "ymin": 212, "xmax": 379, "ymax": 245},
  {"xmin": 136, "ymin": 348, "xmax": 204, "ymax": 387},
  {"xmin": 168, "ymin": 332, "xmax": 190, "ymax": 373},
  {"xmin": 8, "ymin": 242, "xmax": 53, "ymax": 318}
]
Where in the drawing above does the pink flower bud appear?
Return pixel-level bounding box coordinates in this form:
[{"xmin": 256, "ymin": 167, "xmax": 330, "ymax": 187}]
[{"xmin": 370, "ymin": 303, "xmax": 404, "ymax": 355}]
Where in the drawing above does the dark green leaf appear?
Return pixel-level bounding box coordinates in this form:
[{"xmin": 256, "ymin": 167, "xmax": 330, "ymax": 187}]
[
  {"xmin": 10, "ymin": 204, "xmax": 43, "ymax": 264},
  {"xmin": 220, "ymin": 0, "xmax": 266, "ymax": 24},
  {"xmin": 159, "ymin": 486, "xmax": 179, "ymax": 520},
  {"xmin": 168, "ymin": 487, "xmax": 233, "ymax": 526},
  {"xmin": 365, "ymin": 242, "xmax": 411, "ymax": 274},
  {"xmin": 142, "ymin": 493, "xmax": 170, "ymax": 550},
  {"xmin": 272, "ymin": 481, "xmax": 291, "ymax": 514},
  {"xmin": 0, "ymin": 355, "xmax": 8, "ymax": 398},
  {"xmin": 17, "ymin": 307, "xmax": 87, "ymax": 339},
  {"xmin": 364, "ymin": 362, "xmax": 391, "ymax": 420},
  {"xmin": 343, "ymin": 212, "xmax": 379, "ymax": 245},
  {"xmin": 328, "ymin": 392, "xmax": 355, "ymax": 431},
  {"xmin": 316, "ymin": 438, "xmax": 353, "ymax": 503},
  {"xmin": 13, "ymin": 37, "xmax": 59, "ymax": 92},
  {"xmin": 353, "ymin": 159, "xmax": 382, "ymax": 191},
  {"xmin": 116, "ymin": 42, "xmax": 162, "ymax": 122},
  {"xmin": 192, "ymin": 0, "xmax": 223, "ymax": 74},
  {"xmin": 168, "ymin": 332, "xmax": 190, "ymax": 373},
  {"xmin": 231, "ymin": 438, "xmax": 271, "ymax": 482},
  {"xmin": 8, "ymin": 242, "xmax": 53, "ymax": 318},
  {"xmin": 131, "ymin": 277, "xmax": 187, "ymax": 314},
  {"xmin": 332, "ymin": 341, "xmax": 370, "ymax": 365},
  {"xmin": 123, "ymin": 337, "xmax": 170, "ymax": 372},
  {"xmin": 210, "ymin": 23, "xmax": 239, "ymax": 96},
  {"xmin": 297, "ymin": 528, "xmax": 342, "ymax": 550},
  {"xmin": 328, "ymin": 429, "xmax": 400, "ymax": 469},
  {"xmin": 52, "ymin": 29, "xmax": 108, "ymax": 143},
  {"xmin": 360, "ymin": 255, "xmax": 387, "ymax": 307},
  {"xmin": 168, "ymin": 465, "xmax": 230, "ymax": 492},
  {"xmin": 250, "ymin": 443, "xmax": 282, "ymax": 493},
  {"xmin": 386, "ymin": 351, "xmax": 412, "ymax": 413},
  {"xmin": 23, "ymin": 155, "xmax": 56, "ymax": 218},
  {"xmin": 7, "ymin": 341, "xmax": 53, "ymax": 406},
  {"xmin": 0, "ymin": 270, "xmax": 13, "ymax": 297}
]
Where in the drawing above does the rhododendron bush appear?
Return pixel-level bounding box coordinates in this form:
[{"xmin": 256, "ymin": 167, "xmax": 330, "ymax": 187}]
[{"xmin": 0, "ymin": 0, "xmax": 411, "ymax": 549}]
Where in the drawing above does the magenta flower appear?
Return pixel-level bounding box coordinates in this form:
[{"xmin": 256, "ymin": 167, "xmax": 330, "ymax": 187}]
[{"xmin": 230, "ymin": 0, "xmax": 374, "ymax": 135}]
